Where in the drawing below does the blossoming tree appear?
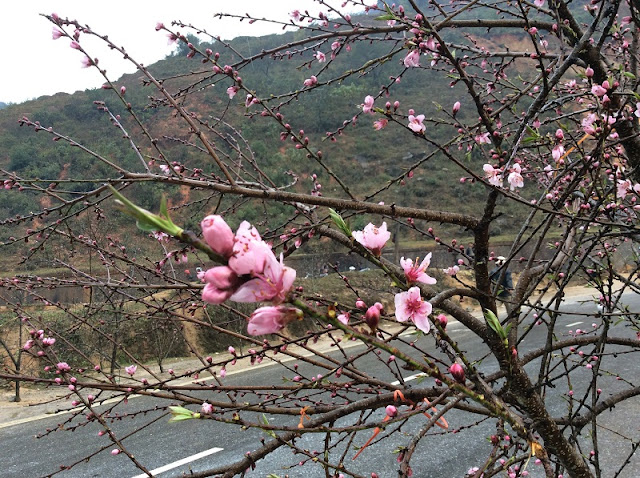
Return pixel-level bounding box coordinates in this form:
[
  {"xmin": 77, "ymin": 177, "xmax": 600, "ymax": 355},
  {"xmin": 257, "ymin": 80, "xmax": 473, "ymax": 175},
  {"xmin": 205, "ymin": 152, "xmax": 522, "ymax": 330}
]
[{"xmin": 2, "ymin": 1, "xmax": 640, "ymax": 477}]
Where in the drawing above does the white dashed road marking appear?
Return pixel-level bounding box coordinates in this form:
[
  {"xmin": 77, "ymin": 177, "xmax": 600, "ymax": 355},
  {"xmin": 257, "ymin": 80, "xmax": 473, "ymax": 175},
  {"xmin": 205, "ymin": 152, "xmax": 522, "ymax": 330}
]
[{"xmin": 130, "ymin": 447, "xmax": 224, "ymax": 478}]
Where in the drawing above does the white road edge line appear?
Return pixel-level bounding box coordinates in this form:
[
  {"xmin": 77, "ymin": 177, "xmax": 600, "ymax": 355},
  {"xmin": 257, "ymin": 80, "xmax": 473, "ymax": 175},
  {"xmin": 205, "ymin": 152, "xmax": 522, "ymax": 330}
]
[
  {"xmin": 391, "ymin": 373, "xmax": 425, "ymax": 386},
  {"xmin": 565, "ymin": 321, "xmax": 583, "ymax": 327},
  {"xmin": 130, "ymin": 447, "xmax": 223, "ymax": 478}
]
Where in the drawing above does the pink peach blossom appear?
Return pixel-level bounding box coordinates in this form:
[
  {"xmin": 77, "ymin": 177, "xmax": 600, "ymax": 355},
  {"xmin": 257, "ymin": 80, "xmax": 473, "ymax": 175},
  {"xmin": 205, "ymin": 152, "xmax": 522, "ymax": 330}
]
[
  {"xmin": 443, "ymin": 265, "xmax": 460, "ymax": 276},
  {"xmin": 226, "ymin": 86, "xmax": 239, "ymax": 99},
  {"xmin": 507, "ymin": 164, "xmax": 524, "ymax": 190},
  {"xmin": 315, "ymin": 51, "xmax": 326, "ymax": 63},
  {"xmin": 400, "ymin": 255, "xmax": 437, "ymax": 285},
  {"xmin": 617, "ymin": 179, "xmax": 632, "ymax": 199},
  {"xmin": 363, "ymin": 95, "xmax": 374, "ymax": 114},
  {"xmin": 591, "ymin": 84, "xmax": 607, "ymax": 97},
  {"xmin": 303, "ymin": 75, "xmax": 318, "ymax": 87},
  {"xmin": 125, "ymin": 365, "xmax": 137, "ymax": 376},
  {"xmin": 475, "ymin": 132, "xmax": 491, "ymax": 144},
  {"xmin": 552, "ymin": 144, "xmax": 565, "ymax": 161},
  {"xmin": 483, "ymin": 164, "xmax": 503, "ymax": 187},
  {"xmin": 202, "ymin": 266, "xmax": 241, "ymax": 304},
  {"xmin": 403, "ymin": 49, "xmax": 420, "ymax": 68},
  {"xmin": 352, "ymin": 222, "xmax": 391, "ymax": 256},
  {"xmin": 408, "ymin": 114, "xmax": 426, "ymax": 134},
  {"xmin": 247, "ymin": 306, "xmax": 300, "ymax": 335},
  {"xmin": 582, "ymin": 113, "xmax": 597, "ymax": 135},
  {"xmin": 394, "ymin": 286, "xmax": 432, "ymax": 333},
  {"xmin": 230, "ymin": 253, "xmax": 296, "ymax": 304},
  {"xmin": 373, "ymin": 119, "xmax": 388, "ymax": 130},
  {"xmin": 228, "ymin": 221, "xmax": 272, "ymax": 276}
]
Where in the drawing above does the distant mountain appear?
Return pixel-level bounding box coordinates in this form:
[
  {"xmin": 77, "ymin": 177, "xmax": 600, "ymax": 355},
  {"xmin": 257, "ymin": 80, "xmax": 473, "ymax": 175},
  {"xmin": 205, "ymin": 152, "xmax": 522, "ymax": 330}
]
[
  {"xmin": 0, "ymin": 102, "xmax": 8, "ymax": 110},
  {"xmin": 0, "ymin": 11, "xmax": 527, "ymax": 244}
]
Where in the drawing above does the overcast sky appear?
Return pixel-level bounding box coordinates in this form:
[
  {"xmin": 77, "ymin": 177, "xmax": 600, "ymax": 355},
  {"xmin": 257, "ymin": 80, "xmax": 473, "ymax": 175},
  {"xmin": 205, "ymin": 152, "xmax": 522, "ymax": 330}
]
[{"xmin": 3, "ymin": 1, "xmax": 360, "ymax": 104}]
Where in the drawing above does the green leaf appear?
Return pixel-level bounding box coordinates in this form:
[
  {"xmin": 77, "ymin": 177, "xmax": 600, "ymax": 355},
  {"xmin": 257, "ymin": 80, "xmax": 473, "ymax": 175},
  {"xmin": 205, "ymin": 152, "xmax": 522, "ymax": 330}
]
[
  {"xmin": 375, "ymin": 13, "xmax": 396, "ymax": 21},
  {"xmin": 159, "ymin": 194, "xmax": 169, "ymax": 219},
  {"xmin": 484, "ymin": 309, "xmax": 509, "ymax": 342},
  {"xmin": 329, "ymin": 208, "xmax": 352, "ymax": 237},
  {"xmin": 135, "ymin": 220, "xmax": 161, "ymax": 233},
  {"xmin": 168, "ymin": 406, "xmax": 196, "ymax": 422},
  {"xmin": 260, "ymin": 414, "xmax": 270, "ymax": 426},
  {"xmin": 109, "ymin": 186, "xmax": 184, "ymax": 237}
]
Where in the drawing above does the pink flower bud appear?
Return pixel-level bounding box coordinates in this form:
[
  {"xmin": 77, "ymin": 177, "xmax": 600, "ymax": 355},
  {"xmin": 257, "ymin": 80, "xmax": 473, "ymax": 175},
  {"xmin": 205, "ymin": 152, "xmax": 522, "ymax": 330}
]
[
  {"xmin": 452, "ymin": 101, "xmax": 461, "ymax": 116},
  {"xmin": 449, "ymin": 363, "xmax": 465, "ymax": 383},
  {"xmin": 201, "ymin": 215, "xmax": 235, "ymax": 258},
  {"xmin": 57, "ymin": 362, "xmax": 71, "ymax": 372},
  {"xmin": 436, "ymin": 314, "xmax": 448, "ymax": 328},
  {"xmin": 365, "ymin": 305, "xmax": 381, "ymax": 331},
  {"xmin": 355, "ymin": 299, "xmax": 367, "ymax": 309},
  {"xmin": 585, "ymin": 66, "xmax": 594, "ymax": 78},
  {"xmin": 385, "ymin": 405, "xmax": 398, "ymax": 418}
]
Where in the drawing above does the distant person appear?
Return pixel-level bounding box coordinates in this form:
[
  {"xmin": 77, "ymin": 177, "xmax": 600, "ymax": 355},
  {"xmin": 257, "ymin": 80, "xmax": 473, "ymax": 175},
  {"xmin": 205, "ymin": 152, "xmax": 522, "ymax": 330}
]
[
  {"xmin": 465, "ymin": 243, "xmax": 475, "ymax": 261},
  {"xmin": 490, "ymin": 256, "xmax": 514, "ymax": 315}
]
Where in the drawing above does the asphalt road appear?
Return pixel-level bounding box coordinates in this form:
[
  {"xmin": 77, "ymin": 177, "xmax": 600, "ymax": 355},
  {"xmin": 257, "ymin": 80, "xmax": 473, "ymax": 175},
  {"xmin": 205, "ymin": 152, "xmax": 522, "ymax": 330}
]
[{"xmin": 2, "ymin": 294, "xmax": 639, "ymax": 478}]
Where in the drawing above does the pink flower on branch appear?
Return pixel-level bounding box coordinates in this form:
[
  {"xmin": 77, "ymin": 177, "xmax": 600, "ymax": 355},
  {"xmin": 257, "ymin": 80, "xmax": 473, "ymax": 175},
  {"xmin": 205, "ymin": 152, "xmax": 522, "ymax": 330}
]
[
  {"xmin": 617, "ymin": 179, "xmax": 632, "ymax": 199},
  {"xmin": 400, "ymin": 254, "xmax": 437, "ymax": 285},
  {"xmin": 408, "ymin": 114, "xmax": 425, "ymax": 134},
  {"xmin": 363, "ymin": 95, "xmax": 374, "ymax": 114},
  {"xmin": 228, "ymin": 221, "xmax": 273, "ymax": 276},
  {"xmin": 394, "ymin": 286, "xmax": 432, "ymax": 333},
  {"xmin": 403, "ymin": 49, "xmax": 420, "ymax": 68},
  {"xmin": 229, "ymin": 253, "xmax": 296, "ymax": 304},
  {"xmin": 591, "ymin": 84, "xmax": 607, "ymax": 97},
  {"xmin": 202, "ymin": 266, "xmax": 240, "ymax": 304},
  {"xmin": 226, "ymin": 86, "xmax": 239, "ymax": 99},
  {"xmin": 475, "ymin": 132, "xmax": 491, "ymax": 144},
  {"xmin": 303, "ymin": 76, "xmax": 318, "ymax": 87},
  {"xmin": 373, "ymin": 119, "xmax": 388, "ymax": 130},
  {"xmin": 247, "ymin": 306, "xmax": 301, "ymax": 335},
  {"xmin": 443, "ymin": 265, "xmax": 460, "ymax": 276},
  {"xmin": 125, "ymin": 365, "xmax": 137, "ymax": 376},
  {"xmin": 352, "ymin": 222, "xmax": 390, "ymax": 256},
  {"xmin": 507, "ymin": 164, "xmax": 524, "ymax": 191},
  {"xmin": 483, "ymin": 164, "xmax": 503, "ymax": 187},
  {"xmin": 452, "ymin": 101, "xmax": 461, "ymax": 117}
]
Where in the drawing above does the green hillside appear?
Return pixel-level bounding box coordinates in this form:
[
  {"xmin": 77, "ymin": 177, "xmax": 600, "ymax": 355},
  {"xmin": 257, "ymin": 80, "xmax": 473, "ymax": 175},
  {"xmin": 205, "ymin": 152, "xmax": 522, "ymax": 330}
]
[{"xmin": 0, "ymin": 10, "xmax": 533, "ymax": 270}]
